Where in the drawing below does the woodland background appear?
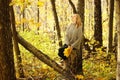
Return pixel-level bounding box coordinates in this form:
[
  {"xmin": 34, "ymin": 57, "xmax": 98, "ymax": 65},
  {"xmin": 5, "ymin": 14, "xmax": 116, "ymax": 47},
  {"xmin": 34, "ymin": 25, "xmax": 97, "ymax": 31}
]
[{"xmin": 0, "ymin": 0, "xmax": 120, "ymax": 80}]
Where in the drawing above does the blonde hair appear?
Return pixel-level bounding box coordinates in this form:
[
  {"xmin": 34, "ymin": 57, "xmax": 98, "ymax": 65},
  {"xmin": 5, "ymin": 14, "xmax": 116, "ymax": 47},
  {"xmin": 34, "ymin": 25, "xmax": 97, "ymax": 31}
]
[{"xmin": 73, "ymin": 14, "xmax": 82, "ymax": 28}]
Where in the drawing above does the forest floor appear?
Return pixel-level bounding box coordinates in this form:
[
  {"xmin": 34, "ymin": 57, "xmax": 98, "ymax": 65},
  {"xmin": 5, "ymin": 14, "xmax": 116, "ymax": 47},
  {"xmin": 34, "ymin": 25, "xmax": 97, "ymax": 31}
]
[{"xmin": 16, "ymin": 30, "xmax": 116, "ymax": 80}]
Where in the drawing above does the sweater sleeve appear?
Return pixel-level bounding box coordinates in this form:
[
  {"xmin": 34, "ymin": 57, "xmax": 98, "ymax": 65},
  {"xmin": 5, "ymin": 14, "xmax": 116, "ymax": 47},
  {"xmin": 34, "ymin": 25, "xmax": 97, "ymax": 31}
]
[
  {"xmin": 64, "ymin": 25, "xmax": 70, "ymax": 45},
  {"xmin": 71, "ymin": 26, "xmax": 82, "ymax": 48}
]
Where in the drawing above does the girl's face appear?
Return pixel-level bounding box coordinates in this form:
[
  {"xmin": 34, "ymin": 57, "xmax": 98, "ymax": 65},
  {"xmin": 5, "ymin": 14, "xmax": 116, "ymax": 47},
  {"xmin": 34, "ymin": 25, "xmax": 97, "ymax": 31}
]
[{"xmin": 72, "ymin": 15, "xmax": 77, "ymax": 24}]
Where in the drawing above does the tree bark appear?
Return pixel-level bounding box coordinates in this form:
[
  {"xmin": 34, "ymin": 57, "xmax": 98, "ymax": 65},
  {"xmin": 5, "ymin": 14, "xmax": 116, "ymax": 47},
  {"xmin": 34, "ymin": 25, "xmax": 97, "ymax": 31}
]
[
  {"xmin": 68, "ymin": 0, "xmax": 77, "ymax": 13},
  {"xmin": 50, "ymin": 0, "xmax": 62, "ymax": 47},
  {"xmin": 0, "ymin": 0, "xmax": 16, "ymax": 80},
  {"xmin": 37, "ymin": 0, "xmax": 40, "ymax": 31},
  {"xmin": 22, "ymin": 5, "xmax": 25, "ymax": 31},
  {"xmin": 94, "ymin": 0, "xmax": 103, "ymax": 47},
  {"xmin": 10, "ymin": 6, "xmax": 24, "ymax": 78},
  {"xmin": 17, "ymin": 34, "xmax": 75, "ymax": 80},
  {"xmin": 116, "ymin": 0, "xmax": 120, "ymax": 80},
  {"xmin": 108, "ymin": 0, "xmax": 114, "ymax": 53},
  {"xmin": 77, "ymin": 0, "xmax": 85, "ymax": 31}
]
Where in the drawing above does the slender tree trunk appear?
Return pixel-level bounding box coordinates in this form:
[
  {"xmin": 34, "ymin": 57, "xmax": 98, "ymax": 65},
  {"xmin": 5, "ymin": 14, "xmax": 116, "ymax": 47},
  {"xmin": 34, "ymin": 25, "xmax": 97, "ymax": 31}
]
[
  {"xmin": 94, "ymin": 0, "xmax": 103, "ymax": 47},
  {"xmin": 68, "ymin": 0, "xmax": 77, "ymax": 13},
  {"xmin": 10, "ymin": 6, "xmax": 24, "ymax": 78},
  {"xmin": 77, "ymin": 0, "xmax": 85, "ymax": 31},
  {"xmin": 108, "ymin": 0, "xmax": 114, "ymax": 53},
  {"xmin": 50, "ymin": 0, "xmax": 62, "ymax": 47},
  {"xmin": 22, "ymin": 9, "xmax": 25, "ymax": 31},
  {"xmin": 17, "ymin": 34, "xmax": 75, "ymax": 80},
  {"xmin": 37, "ymin": 0, "xmax": 40, "ymax": 31},
  {"xmin": 106, "ymin": 0, "xmax": 109, "ymax": 15},
  {"xmin": 0, "ymin": 0, "xmax": 16, "ymax": 79},
  {"xmin": 116, "ymin": 0, "xmax": 120, "ymax": 79}
]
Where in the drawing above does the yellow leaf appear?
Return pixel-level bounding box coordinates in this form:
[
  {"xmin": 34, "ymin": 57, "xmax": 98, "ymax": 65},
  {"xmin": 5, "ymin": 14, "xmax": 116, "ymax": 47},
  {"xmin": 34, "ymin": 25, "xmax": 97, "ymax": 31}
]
[
  {"xmin": 75, "ymin": 75, "xmax": 84, "ymax": 80},
  {"xmin": 36, "ymin": 23, "xmax": 41, "ymax": 27},
  {"xmin": 63, "ymin": 46, "xmax": 72, "ymax": 57},
  {"xmin": 21, "ymin": 18, "xmax": 27, "ymax": 23},
  {"xmin": 16, "ymin": 21, "xmax": 21, "ymax": 26},
  {"xmin": 37, "ymin": 1, "xmax": 44, "ymax": 7},
  {"xmin": 9, "ymin": 1, "xmax": 16, "ymax": 6}
]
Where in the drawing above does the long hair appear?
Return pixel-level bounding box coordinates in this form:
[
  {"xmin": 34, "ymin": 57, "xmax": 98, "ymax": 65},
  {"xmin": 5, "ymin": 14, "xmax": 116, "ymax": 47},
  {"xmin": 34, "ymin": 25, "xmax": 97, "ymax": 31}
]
[{"xmin": 74, "ymin": 14, "xmax": 82, "ymax": 28}]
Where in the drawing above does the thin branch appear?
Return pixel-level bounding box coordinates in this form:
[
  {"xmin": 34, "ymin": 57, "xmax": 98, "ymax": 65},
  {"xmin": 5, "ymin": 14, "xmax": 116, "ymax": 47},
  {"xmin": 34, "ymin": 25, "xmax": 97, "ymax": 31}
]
[{"xmin": 68, "ymin": 0, "xmax": 77, "ymax": 13}]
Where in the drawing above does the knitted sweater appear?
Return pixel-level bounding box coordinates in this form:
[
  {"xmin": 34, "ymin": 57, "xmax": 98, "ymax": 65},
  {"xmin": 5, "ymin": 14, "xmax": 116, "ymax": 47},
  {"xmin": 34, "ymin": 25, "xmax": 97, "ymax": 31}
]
[{"xmin": 64, "ymin": 23, "xmax": 83, "ymax": 50}]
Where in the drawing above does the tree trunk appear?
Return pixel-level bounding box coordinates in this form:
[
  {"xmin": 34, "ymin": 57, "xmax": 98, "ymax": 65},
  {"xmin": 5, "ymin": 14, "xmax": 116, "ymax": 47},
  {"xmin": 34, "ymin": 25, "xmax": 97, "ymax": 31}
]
[
  {"xmin": 77, "ymin": 0, "xmax": 85, "ymax": 31},
  {"xmin": 22, "ymin": 9, "xmax": 25, "ymax": 31},
  {"xmin": 0, "ymin": 0, "xmax": 16, "ymax": 80},
  {"xmin": 116, "ymin": 0, "xmax": 120, "ymax": 80},
  {"xmin": 108, "ymin": 0, "xmax": 114, "ymax": 53},
  {"xmin": 37, "ymin": 0, "xmax": 40, "ymax": 31},
  {"xmin": 68, "ymin": 0, "xmax": 77, "ymax": 13},
  {"xmin": 106, "ymin": 0, "xmax": 109, "ymax": 15},
  {"xmin": 50, "ymin": 0, "xmax": 62, "ymax": 47},
  {"xmin": 17, "ymin": 34, "xmax": 75, "ymax": 80},
  {"xmin": 10, "ymin": 6, "xmax": 24, "ymax": 78},
  {"xmin": 94, "ymin": 0, "xmax": 103, "ymax": 47}
]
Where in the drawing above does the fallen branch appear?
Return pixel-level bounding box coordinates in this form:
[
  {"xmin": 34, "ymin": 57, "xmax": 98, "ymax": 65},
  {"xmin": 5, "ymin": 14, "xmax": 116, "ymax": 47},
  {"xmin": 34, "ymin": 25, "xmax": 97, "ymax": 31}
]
[{"xmin": 17, "ymin": 34, "xmax": 75, "ymax": 80}]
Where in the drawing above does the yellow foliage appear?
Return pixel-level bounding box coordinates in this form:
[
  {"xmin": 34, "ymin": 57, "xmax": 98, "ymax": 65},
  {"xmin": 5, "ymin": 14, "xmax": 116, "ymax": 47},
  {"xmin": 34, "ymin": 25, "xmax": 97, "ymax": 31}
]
[
  {"xmin": 16, "ymin": 21, "xmax": 21, "ymax": 26},
  {"xmin": 63, "ymin": 46, "xmax": 72, "ymax": 57},
  {"xmin": 9, "ymin": 1, "xmax": 16, "ymax": 6},
  {"xmin": 35, "ymin": 23, "xmax": 41, "ymax": 28},
  {"xmin": 37, "ymin": 1, "xmax": 44, "ymax": 7},
  {"xmin": 75, "ymin": 75, "xmax": 84, "ymax": 80},
  {"xmin": 21, "ymin": 18, "xmax": 27, "ymax": 23}
]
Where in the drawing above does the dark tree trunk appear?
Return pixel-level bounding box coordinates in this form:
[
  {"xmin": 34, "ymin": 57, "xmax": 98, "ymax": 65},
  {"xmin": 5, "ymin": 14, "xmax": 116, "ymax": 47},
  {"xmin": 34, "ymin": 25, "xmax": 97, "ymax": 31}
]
[
  {"xmin": 94, "ymin": 0, "xmax": 103, "ymax": 47},
  {"xmin": 68, "ymin": 0, "xmax": 77, "ymax": 13},
  {"xmin": 0, "ymin": 0, "xmax": 16, "ymax": 80},
  {"xmin": 10, "ymin": 6, "xmax": 24, "ymax": 78},
  {"xmin": 50, "ymin": 0, "xmax": 62, "ymax": 47},
  {"xmin": 77, "ymin": 0, "xmax": 85, "ymax": 31},
  {"xmin": 17, "ymin": 34, "xmax": 75, "ymax": 80},
  {"xmin": 108, "ymin": 0, "xmax": 114, "ymax": 53}
]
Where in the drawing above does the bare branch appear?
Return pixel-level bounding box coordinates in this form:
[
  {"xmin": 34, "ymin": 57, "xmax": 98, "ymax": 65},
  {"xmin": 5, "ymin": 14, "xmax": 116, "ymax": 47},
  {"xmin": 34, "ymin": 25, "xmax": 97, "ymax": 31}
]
[{"xmin": 68, "ymin": 0, "xmax": 77, "ymax": 13}]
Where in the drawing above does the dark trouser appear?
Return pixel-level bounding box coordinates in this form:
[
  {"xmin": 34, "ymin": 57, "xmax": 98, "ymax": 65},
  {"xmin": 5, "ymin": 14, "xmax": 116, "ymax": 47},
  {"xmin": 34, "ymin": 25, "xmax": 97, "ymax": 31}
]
[{"xmin": 65, "ymin": 49, "xmax": 79, "ymax": 75}]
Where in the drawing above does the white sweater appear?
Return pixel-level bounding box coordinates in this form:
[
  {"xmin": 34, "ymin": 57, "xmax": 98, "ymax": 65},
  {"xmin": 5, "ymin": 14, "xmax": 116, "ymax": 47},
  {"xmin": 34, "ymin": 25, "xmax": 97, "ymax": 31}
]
[{"xmin": 65, "ymin": 23, "xmax": 83, "ymax": 50}]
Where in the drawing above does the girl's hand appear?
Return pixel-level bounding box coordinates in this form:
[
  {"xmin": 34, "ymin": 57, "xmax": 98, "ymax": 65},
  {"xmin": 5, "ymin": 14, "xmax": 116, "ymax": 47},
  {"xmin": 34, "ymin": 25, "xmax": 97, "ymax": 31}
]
[{"xmin": 64, "ymin": 46, "xmax": 72, "ymax": 57}]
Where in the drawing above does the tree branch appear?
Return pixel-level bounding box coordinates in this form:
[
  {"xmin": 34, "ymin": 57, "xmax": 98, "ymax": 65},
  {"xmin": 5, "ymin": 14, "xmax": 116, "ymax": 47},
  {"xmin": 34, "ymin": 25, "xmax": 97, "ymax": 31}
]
[{"xmin": 68, "ymin": 0, "xmax": 77, "ymax": 13}]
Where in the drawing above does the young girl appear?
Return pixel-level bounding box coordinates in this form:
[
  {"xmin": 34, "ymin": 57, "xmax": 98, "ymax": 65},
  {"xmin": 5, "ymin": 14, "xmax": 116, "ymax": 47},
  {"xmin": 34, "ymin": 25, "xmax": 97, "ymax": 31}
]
[{"xmin": 64, "ymin": 13, "xmax": 83, "ymax": 74}]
